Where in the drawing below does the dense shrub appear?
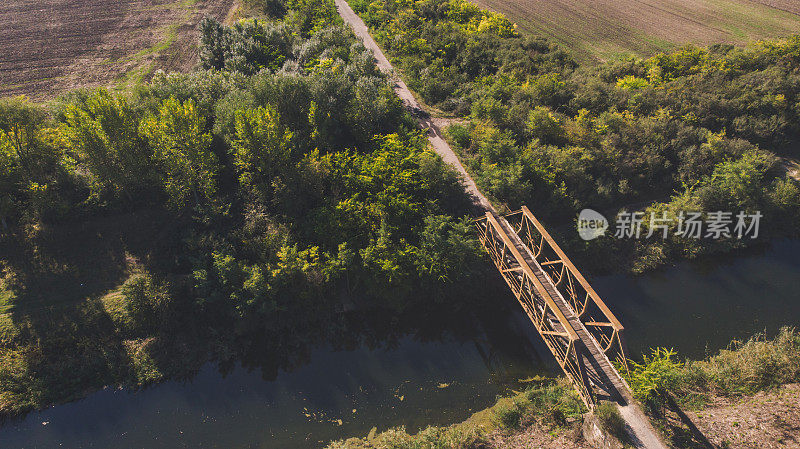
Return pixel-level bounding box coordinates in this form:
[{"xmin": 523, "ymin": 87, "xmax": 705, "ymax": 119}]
[
  {"xmin": 350, "ymin": 0, "xmax": 575, "ymax": 113},
  {"xmin": 352, "ymin": 0, "xmax": 800, "ymax": 271},
  {"xmin": 684, "ymin": 327, "xmax": 800, "ymax": 397},
  {"xmin": 201, "ymin": 19, "xmax": 293, "ymax": 75},
  {"xmin": 624, "ymin": 348, "xmax": 684, "ymax": 403},
  {"xmin": 121, "ymin": 273, "xmax": 170, "ymax": 332}
]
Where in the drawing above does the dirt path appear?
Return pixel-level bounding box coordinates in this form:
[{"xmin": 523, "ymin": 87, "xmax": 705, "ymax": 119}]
[
  {"xmin": 333, "ymin": 0, "xmax": 493, "ymax": 212},
  {"xmin": 617, "ymin": 402, "xmax": 670, "ymax": 449},
  {"xmin": 782, "ymin": 157, "xmax": 800, "ymax": 181}
]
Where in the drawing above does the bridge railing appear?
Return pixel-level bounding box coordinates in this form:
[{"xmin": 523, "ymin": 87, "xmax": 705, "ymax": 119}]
[
  {"xmin": 476, "ymin": 212, "xmax": 595, "ymax": 407},
  {"xmin": 505, "ymin": 206, "xmax": 629, "ymax": 374}
]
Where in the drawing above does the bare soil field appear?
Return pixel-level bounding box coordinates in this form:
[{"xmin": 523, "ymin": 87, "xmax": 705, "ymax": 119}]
[
  {"xmin": 0, "ymin": 0, "xmax": 237, "ymax": 99},
  {"xmin": 689, "ymin": 383, "xmax": 800, "ymax": 449},
  {"xmin": 751, "ymin": 0, "xmax": 800, "ymax": 15},
  {"xmin": 470, "ymin": 0, "xmax": 800, "ymax": 62}
]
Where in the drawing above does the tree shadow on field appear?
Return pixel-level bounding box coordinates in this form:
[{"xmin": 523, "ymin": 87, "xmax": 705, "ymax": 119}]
[
  {"xmin": 0, "ymin": 208, "xmax": 194, "ymax": 417},
  {"xmin": 0, "ymin": 209, "xmax": 178, "ymax": 315}
]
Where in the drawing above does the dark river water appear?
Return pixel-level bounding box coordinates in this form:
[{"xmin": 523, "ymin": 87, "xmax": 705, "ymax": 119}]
[{"xmin": 1, "ymin": 240, "xmax": 798, "ymax": 448}]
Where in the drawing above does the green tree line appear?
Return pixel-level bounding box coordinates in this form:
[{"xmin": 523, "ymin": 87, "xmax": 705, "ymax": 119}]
[
  {"xmin": 350, "ymin": 0, "xmax": 800, "ymax": 271},
  {"xmin": 0, "ymin": 1, "xmax": 490, "ymax": 416}
]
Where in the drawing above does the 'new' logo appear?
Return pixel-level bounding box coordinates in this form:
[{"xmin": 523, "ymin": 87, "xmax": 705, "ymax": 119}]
[{"xmin": 577, "ymin": 209, "xmax": 608, "ymax": 241}]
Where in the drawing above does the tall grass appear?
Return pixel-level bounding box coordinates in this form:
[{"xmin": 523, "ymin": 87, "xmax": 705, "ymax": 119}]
[
  {"xmin": 623, "ymin": 327, "xmax": 800, "ymax": 407},
  {"xmin": 594, "ymin": 402, "xmax": 627, "ymax": 442},
  {"xmin": 685, "ymin": 327, "xmax": 800, "ymax": 396}
]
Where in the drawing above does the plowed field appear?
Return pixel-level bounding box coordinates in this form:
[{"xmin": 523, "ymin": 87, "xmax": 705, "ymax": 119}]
[
  {"xmin": 0, "ymin": 0, "xmax": 236, "ymax": 99},
  {"xmin": 470, "ymin": 0, "xmax": 800, "ymax": 62}
]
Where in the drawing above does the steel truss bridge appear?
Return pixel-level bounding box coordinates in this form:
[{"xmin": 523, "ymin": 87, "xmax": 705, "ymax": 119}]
[{"xmin": 476, "ymin": 206, "xmax": 632, "ymax": 409}]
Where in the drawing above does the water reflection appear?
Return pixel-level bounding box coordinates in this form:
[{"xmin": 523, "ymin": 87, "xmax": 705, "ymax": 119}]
[
  {"xmin": 592, "ymin": 239, "xmax": 800, "ymax": 359},
  {"xmin": 3, "ymin": 239, "xmax": 799, "ymax": 448},
  {"xmin": 0, "ymin": 302, "xmax": 549, "ymax": 449}
]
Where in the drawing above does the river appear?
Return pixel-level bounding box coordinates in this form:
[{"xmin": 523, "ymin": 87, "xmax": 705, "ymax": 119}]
[{"xmin": 1, "ymin": 240, "xmax": 798, "ymax": 448}]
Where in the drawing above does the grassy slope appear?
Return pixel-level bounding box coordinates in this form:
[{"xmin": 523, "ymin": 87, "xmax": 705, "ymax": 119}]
[
  {"xmin": 470, "ymin": 0, "xmax": 800, "ymax": 62},
  {"xmin": 327, "ymin": 378, "xmax": 589, "ymax": 449}
]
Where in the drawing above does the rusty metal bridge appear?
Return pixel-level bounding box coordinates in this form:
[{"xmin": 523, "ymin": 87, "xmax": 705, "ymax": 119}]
[{"xmin": 476, "ymin": 206, "xmax": 631, "ymax": 410}]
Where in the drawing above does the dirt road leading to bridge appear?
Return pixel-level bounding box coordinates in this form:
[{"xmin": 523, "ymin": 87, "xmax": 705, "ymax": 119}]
[{"xmin": 333, "ymin": 0, "xmax": 493, "ymax": 212}]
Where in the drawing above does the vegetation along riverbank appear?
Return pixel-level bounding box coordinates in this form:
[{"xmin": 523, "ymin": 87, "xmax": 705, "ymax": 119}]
[
  {"xmin": 1, "ymin": 0, "xmax": 799, "ymax": 444},
  {"xmin": 0, "ymin": 0, "xmax": 492, "ymax": 417},
  {"xmin": 349, "ymin": 0, "xmax": 800, "ymax": 273},
  {"xmin": 327, "ymin": 328, "xmax": 800, "ymax": 449}
]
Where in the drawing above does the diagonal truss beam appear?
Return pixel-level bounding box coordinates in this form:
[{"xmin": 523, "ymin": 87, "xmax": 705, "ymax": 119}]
[
  {"xmin": 506, "ymin": 206, "xmax": 630, "ymax": 373},
  {"xmin": 477, "ymin": 212, "xmax": 594, "ymax": 407}
]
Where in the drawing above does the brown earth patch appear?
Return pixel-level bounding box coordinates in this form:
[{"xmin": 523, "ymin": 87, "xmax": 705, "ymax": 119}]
[
  {"xmin": 487, "ymin": 424, "xmax": 594, "ymax": 449},
  {"xmin": 0, "ymin": 0, "xmax": 236, "ymax": 99},
  {"xmin": 688, "ymin": 384, "xmax": 800, "ymax": 449}
]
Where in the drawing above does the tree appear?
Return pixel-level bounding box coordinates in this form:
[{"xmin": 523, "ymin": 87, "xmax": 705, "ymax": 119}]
[
  {"xmin": 284, "ymin": 0, "xmax": 341, "ymax": 36},
  {"xmin": 61, "ymin": 89, "xmax": 153, "ymax": 202},
  {"xmin": 696, "ymin": 149, "xmax": 776, "ymax": 211},
  {"xmin": 526, "ymin": 106, "xmax": 566, "ymax": 145},
  {"xmin": 0, "ymin": 130, "xmax": 21, "ymax": 229},
  {"xmin": 231, "ymin": 105, "xmax": 293, "ymax": 195},
  {"xmin": 0, "ymin": 97, "xmax": 48, "ymax": 179},
  {"xmin": 199, "ymin": 18, "xmax": 229, "ymax": 70},
  {"xmin": 140, "ymin": 98, "xmax": 217, "ymax": 210},
  {"xmin": 200, "ymin": 18, "xmax": 293, "ymax": 75},
  {"xmin": 413, "ymin": 215, "xmax": 481, "ymax": 284},
  {"xmin": 224, "ymin": 20, "xmax": 292, "ymax": 75}
]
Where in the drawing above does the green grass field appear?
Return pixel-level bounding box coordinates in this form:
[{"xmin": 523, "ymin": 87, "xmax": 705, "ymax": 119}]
[{"xmin": 471, "ymin": 0, "xmax": 800, "ymax": 62}]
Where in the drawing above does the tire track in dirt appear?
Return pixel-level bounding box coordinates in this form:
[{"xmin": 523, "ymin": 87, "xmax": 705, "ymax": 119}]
[{"xmin": 745, "ymin": 0, "xmax": 800, "ymax": 15}]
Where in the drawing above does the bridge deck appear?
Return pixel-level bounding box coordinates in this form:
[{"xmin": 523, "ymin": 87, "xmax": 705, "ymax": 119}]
[{"xmin": 494, "ymin": 216, "xmax": 630, "ymax": 403}]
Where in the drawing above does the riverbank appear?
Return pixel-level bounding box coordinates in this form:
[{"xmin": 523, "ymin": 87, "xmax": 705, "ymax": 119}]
[
  {"xmin": 635, "ymin": 327, "xmax": 800, "ymax": 447},
  {"xmin": 326, "ymin": 328, "xmax": 800, "ymax": 449},
  {"xmin": 0, "ymin": 0, "xmax": 492, "ymax": 419},
  {"xmin": 325, "ymin": 378, "xmax": 592, "ymax": 449},
  {"xmin": 3, "ymin": 238, "xmax": 796, "ymax": 447},
  {"xmin": 0, "ymin": 301, "xmax": 551, "ymax": 447}
]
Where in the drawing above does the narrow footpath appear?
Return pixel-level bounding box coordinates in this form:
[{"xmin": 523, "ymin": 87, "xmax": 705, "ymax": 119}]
[
  {"xmin": 334, "ymin": 0, "xmax": 493, "ymax": 212},
  {"xmin": 334, "ymin": 1, "xmax": 669, "ymax": 447}
]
